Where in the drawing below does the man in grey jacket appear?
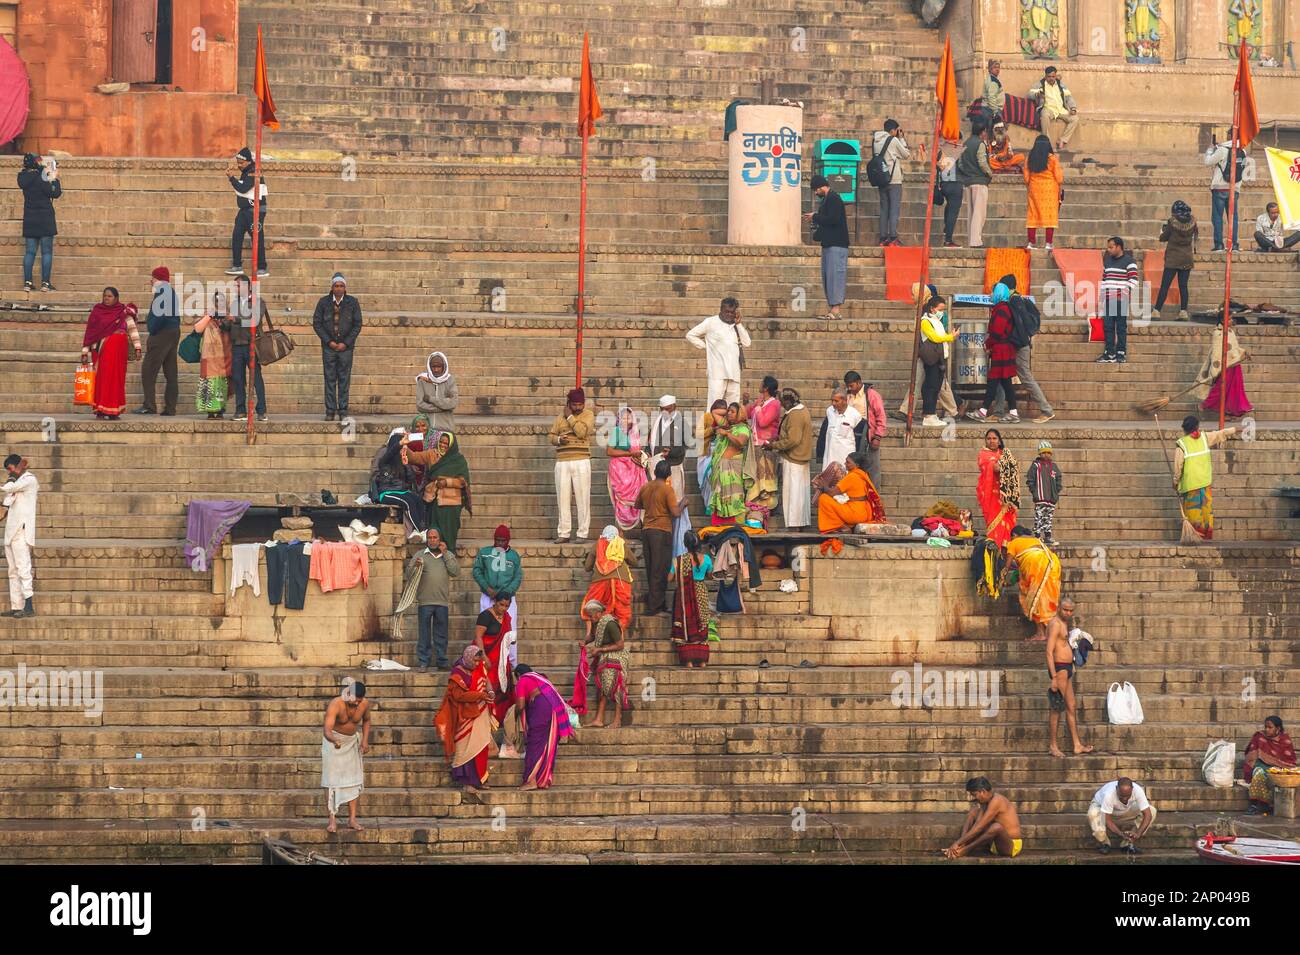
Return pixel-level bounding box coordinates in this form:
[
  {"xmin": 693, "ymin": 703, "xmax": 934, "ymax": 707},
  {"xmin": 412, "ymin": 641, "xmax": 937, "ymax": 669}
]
[
  {"xmin": 871, "ymin": 120, "xmax": 910, "ymax": 246},
  {"xmin": 404, "ymin": 529, "xmax": 459, "ymax": 672},
  {"xmin": 956, "ymin": 125, "xmax": 993, "ymax": 248}
]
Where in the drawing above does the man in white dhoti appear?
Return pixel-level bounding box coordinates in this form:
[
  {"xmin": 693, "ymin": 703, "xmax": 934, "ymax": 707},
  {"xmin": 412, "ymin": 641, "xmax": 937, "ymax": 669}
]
[
  {"xmin": 685, "ymin": 297, "xmax": 751, "ymax": 408},
  {"xmin": 647, "ymin": 395, "xmax": 693, "ymax": 556},
  {"xmin": 322, "ymin": 679, "xmax": 371, "ymax": 832},
  {"xmin": 817, "ymin": 389, "xmax": 863, "ymax": 471},
  {"xmin": 769, "ymin": 388, "xmax": 813, "ymax": 531},
  {"xmin": 2, "ymin": 454, "xmax": 38, "ymax": 619}
]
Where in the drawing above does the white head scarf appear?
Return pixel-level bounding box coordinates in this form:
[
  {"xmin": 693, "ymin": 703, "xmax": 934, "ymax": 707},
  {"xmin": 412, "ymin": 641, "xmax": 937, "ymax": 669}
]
[
  {"xmin": 419, "ymin": 351, "xmax": 451, "ymax": 384},
  {"xmin": 341, "ymin": 677, "xmax": 358, "ymax": 703}
]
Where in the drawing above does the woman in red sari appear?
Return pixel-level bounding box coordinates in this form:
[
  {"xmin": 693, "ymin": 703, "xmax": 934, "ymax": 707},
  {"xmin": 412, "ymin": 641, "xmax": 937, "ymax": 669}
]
[
  {"xmin": 580, "ymin": 526, "xmax": 636, "ymax": 631},
  {"xmin": 976, "ymin": 428, "xmax": 1019, "ymax": 548},
  {"xmin": 671, "ymin": 531, "xmax": 712, "ymax": 667},
  {"xmin": 434, "ymin": 645, "xmax": 495, "ymax": 793},
  {"xmin": 1243, "ymin": 715, "xmax": 1296, "ymax": 816},
  {"xmin": 80, "ymin": 287, "xmax": 141, "ymax": 420},
  {"xmin": 474, "ymin": 593, "xmax": 516, "ymax": 724}
]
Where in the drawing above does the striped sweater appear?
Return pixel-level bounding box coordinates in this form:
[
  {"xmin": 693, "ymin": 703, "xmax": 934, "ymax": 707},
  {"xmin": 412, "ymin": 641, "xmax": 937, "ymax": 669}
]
[{"xmin": 1100, "ymin": 252, "xmax": 1138, "ymax": 302}]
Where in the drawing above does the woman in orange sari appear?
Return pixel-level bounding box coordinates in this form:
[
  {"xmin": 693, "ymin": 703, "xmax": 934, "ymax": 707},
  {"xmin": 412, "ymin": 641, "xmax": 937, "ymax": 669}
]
[
  {"xmin": 580, "ymin": 525, "xmax": 637, "ymax": 631},
  {"xmin": 433, "ymin": 645, "xmax": 496, "ymax": 793},
  {"xmin": 818, "ymin": 452, "xmax": 887, "ymax": 533},
  {"xmin": 976, "ymin": 429, "xmax": 1019, "ymax": 547},
  {"xmin": 80, "ymin": 287, "xmax": 141, "ymax": 420},
  {"xmin": 1003, "ymin": 526, "xmax": 1061, "ymax": 641}
]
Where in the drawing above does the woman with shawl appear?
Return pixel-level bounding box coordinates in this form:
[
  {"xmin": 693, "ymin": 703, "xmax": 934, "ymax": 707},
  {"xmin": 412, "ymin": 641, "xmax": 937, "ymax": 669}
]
[
  {"xmin": 817, "ymin": 451, "xmax": 887, "ymax": 533},
  {"xmin": 745, "ymin": 376, "xmax": 782, "ymax": 523},
  {"xmin": 515, "ymin": 665, "xmax": 575, "ymax": 790},
  {"xmin": 697, "ymin": 400, "xmax": 727, "ymax": 513},
  {"xmin": 80, "ymin": 287, "xmax": 141, "ymax": 420},
  {"xmin": 414, "ymin": 350, "xmax": 459, "ymax": 432},
  {"xmin": 1242, "ymin": 716, "xmax": 1297, "ymax": 815},
  {"xmin": 434, "ymin": 645, "xmax": 495, "ymax": 793},
  {"xmin": 403, "ymin": 430, "xmax": 472, "ymax": 548},
  {"xmin": 1002, "ymin": 525, "xmax": 1061, "ymax": 641},
  {"xmin": 671, "ymin": 530, "xmax": 713, "ymax": 668},
  {"xmin": 966, "ymin": 284, "xmax": 1020, "ymax": 423},
  {"xmin": 373, "ymin": 429, "xmax": 425, "ymax": 537},
  {"xmin": 580, "ymin": 598, "xmax": 630, "ymax": 729},
  {"xmin": 708, "ymin": 402, "xmax": 752, "ymax": 524},
  {"xmin": 606, "ymin": 405, "xmax": 648, "ymax": 530},
  {"xmin": 474, "ymin": 593, "xmax": 516, "ymax": 724},
  {"xmin": 1195, "ymin": 320, "xmax": 1252, "ymax": 419},
  {"xmin": 976, "ymin": 428, "xmax": 1019, "ymax": 548},
  {"xmin": 581, "ymin": 525, "xmax": 637, "ymax": 631},
  {"xmin": 195, "ymin": 290, "xmax": 232, "ymax": 418}
]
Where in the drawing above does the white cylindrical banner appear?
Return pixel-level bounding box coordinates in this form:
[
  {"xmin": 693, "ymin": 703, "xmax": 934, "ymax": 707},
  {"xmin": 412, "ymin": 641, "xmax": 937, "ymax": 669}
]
[{"xmin": 727, "ymin": 105, "xmax": 803, "ymax": 246}]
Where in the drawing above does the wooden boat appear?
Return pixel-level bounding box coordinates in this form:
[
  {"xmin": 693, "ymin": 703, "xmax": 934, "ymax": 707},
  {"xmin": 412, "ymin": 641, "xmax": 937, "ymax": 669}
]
[
  {"xmin": 261, "ymin": 836, "xmax": 345, "ymax": 866},
  {"xmin": 1196, "ymin": 832, "xmax": 1300, "ymax": 866}
]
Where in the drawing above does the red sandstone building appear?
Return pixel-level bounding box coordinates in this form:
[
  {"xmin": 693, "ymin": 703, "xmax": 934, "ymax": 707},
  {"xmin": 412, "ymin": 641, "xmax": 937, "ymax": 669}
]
[{"xmin": 3, "ymin": 0, "xmax": 242, "ymax": 156}]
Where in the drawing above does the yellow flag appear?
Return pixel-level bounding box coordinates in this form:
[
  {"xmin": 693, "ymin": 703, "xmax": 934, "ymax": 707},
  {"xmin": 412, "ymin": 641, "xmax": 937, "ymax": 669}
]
[{"xmin": 1264, "ymin": 147, "xmax": 1300, "ymax": 228}]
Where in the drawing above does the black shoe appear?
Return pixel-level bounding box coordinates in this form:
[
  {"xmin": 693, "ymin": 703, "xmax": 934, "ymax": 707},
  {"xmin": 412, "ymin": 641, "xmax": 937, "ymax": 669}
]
[
  {"xmin": 1095, "ymin": 353, "xmax": 1116, "ymax": 364},
  {"xmin": 1211, "ymin": 245, "xmax": 1225, "ymax": 253},
  {"xmin": 23, "ymin": 280, "xmax": 34, "ymax": 292},
  {"xmin": 1116, "ymin": 352, "xmax": 1128, "ymax": 364},
  {"xmin": 41, "ymin": 282, "xmax": 54, "ymax": 292},
  {"xmin": 13, "ymin": 598, "xmax": 34, "ymax": 619},
  {"xmin": 133, "ymin": 407, "xmax": 155, "ymax": 415},
  {"xmin": 1097, "ymin": 843, "xmax": 1111, "ymax": 855},
  {"xmin": 325, "ymin": 413, "xmax": 336, "ymax": 422},
  {"xmin": 257, "ymin": 413, "xmax": 268, "ymax": 423},
  {"xmin": 224, "ymin": 265, "xmax": 244, "ymax": 275},
  {"xmin": 160, "ymin": 410, "xmax": 176, "ymax": 417}
]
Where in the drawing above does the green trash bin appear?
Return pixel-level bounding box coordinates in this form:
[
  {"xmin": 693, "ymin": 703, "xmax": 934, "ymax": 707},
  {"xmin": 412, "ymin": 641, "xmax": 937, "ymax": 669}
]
[{"xmin": 814, "ymin": 138, "xmax": 862, "ymax": 204}]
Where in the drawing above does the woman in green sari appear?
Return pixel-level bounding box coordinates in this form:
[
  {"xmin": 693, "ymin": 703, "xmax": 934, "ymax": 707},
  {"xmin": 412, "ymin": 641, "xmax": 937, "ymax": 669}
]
[
  {"xmin": 708, "ymin": 402, "xmax": 752, "ymax": 525},
  {"xmin": 402, "ymin": 429, "xmax": 473, "ymax": 547}
]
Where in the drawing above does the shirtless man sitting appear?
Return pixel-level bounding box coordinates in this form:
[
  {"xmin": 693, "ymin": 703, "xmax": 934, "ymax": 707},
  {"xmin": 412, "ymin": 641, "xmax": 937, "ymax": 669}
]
[
  {"xmin": 322, "ymin": 681, "xmax": 372, "ymax": 833},
  {"xmin": 1047, "ymin": 597, "xmax": 1093, "ymax": 758},
  {"xmin": 944, "ymin": 776, "xmax": 1023, "ymax": 859}
]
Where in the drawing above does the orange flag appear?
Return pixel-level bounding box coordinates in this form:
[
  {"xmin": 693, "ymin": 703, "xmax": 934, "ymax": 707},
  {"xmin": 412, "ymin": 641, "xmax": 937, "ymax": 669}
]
[
  {"xmin": 935, "ymin": 34, "xmax": 960, "ymax": 142},
  {"xmin": 578, "ymin": 33, "xmax": 602, "ymax": 136},
  {"xmin": 1234, "ymin": 39, "xmax": 1259, "ymax": 147},
  {"xmin": 254, "ymin": 24, "xmax": 279, "ymax": 131}
]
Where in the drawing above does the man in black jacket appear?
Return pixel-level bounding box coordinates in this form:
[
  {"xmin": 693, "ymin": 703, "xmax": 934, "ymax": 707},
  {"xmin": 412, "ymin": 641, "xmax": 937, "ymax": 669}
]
[
  {"xmin": 18, "ymin": 154, "xmax": 61, "ymax": 292},
  {"xmin": 804, "ymin": 174, "xmax": 849, "ymax": 320},
  {"xmin": 224, "ymin": 146, "xmax": 269, "ymax": 277},
  {"xmin": 135, "ymin": 266, "xmax": 180, "ymax": 416},
  {"xmin": 226, "ymin": 274, "xmax": 270, "ymax": 422},
  {"xmin": 312, "ymin": 272, "xmax": 362, "ymax": 421}
]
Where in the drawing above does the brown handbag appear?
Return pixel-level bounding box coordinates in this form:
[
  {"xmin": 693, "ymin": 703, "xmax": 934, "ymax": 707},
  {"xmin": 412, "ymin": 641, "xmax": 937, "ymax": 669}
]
[{"xmin": 253, "ymin": 310, "xmax": 295, "ymax": 366}]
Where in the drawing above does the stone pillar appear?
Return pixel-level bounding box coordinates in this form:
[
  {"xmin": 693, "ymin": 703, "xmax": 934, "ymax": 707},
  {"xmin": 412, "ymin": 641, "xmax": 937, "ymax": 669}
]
[
  {"xmin": 1069, "ymin": 0, "xmax": 1126, "ymax": 60},
  {"xmin": 1181, "ymin": 0, "xmax": 1231, "ymax": 62},
  {"xmin": 727, "ymin": 105, "xmax": 803, "ymax": 246}
]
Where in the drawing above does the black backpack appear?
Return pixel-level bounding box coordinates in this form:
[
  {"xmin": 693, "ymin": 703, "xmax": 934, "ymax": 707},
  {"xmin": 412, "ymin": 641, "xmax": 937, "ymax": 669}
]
[
  {"xmin": 865, "ymin": 133, "xmax": 896, "ymax": 188},
  {"xmin": 1220, "ymin": 151, "xmax": 1248, "ymax": 183},
  {"xmin": 1007, "ymin": 295, "xmax": 1041, "ymax": 349}
]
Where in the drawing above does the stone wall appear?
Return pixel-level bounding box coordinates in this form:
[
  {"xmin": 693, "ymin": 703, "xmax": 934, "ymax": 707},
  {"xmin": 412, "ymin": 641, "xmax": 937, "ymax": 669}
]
[{"xmin": 15, "ymin": 0, "xmax": 243, "ymax": 156}]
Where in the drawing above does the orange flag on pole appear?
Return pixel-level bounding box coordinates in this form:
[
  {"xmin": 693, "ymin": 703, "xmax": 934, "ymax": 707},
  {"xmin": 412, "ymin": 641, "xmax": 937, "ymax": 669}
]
[
  {"xmin": 935, "ymin": 34, "xmax": 960, "ymax": 142},
  {"xmin": 578, "ymin": 32, "xmax": 602, "ymax": 136},
  {"xmin": 1234, "ymin": 39, "xmax": 1259, "ymax": 147},
  {"xmin": 254, "ymin": 24, "xmax": 279, "ymax": 131}
]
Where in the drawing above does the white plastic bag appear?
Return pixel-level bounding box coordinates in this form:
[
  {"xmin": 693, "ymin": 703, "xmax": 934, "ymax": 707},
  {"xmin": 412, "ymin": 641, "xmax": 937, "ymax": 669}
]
[
  {"xmin": 1106, "ymin": 681, "xmax": 1145, "ymax": 725},
  {"xmin": 1202, "ymin": 739, "xmax": 1237, "ymax": 789}
]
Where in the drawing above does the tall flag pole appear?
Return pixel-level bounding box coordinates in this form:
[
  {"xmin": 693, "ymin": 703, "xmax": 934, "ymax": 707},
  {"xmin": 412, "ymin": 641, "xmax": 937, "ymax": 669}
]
[
  {"xmin": 1220, "ymin": 39, "xmax": 1259, "ymax": 430},
  {"xmin": 248, "ymin": 24, "xmax": 279, "ymax": 444},
  {"xmin": 905, "ymin": 35, "xmax": 960, "ymax": 445},
  {"xmin": 575, "ymin": 33, "xmax": 602, "ymax": 388}
]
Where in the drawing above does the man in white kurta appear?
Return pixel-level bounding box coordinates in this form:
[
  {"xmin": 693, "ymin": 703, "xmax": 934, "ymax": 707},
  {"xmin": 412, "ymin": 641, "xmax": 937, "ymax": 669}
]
[
  {"xmin": 685, "ymin": 297, "xmax": 751, "ymax": 408},
  {"xmin": 2, "ymin": 455, "xmax": 38, "ymax": 618},
  {"xmin": 820, "ymin": 390, "xmax": 863, "ymax": 471}
]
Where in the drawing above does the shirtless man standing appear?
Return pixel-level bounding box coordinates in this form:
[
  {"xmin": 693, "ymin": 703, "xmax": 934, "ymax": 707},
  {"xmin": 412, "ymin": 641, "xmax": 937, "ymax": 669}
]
[
  {"xmin": 322, "ymin": 680, "xmax": 372, "ymax": 833},
  {"xmin": 1047, "ymin": 598, "xmax": 1093, "ymax": 758},
  {"xmin": 944, "ymin": 777, "xmax": 1023, "ymax": 859}
]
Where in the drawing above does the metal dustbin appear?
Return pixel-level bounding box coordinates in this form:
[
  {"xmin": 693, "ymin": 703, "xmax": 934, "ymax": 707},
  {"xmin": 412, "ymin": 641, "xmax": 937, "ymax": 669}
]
[
  {"xmin": 814, "ymin": 138, "xmax": 861, "ymax": 203},
  {"xmin": 952, "ymin": 322, "xmax": 989, "ymax": 388}
]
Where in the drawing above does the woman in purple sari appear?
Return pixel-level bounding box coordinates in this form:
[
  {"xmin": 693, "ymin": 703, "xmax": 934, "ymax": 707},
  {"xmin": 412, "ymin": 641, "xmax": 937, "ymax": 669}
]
[{"xmin": 514, "ymin": 664, "xmax": 574, "ymax": 790}]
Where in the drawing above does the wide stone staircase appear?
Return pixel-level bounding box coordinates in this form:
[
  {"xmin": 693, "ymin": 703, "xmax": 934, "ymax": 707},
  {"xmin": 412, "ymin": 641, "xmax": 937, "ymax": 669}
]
[{"xmin": 0, "ymin": 0, "xmax": 1296, "ymax": 863}]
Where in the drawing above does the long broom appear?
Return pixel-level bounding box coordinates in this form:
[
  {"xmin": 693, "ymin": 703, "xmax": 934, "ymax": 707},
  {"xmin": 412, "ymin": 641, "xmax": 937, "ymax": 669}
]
[{"xmin": 1133, "ymin": 380, "xmax": 1203, "ymax": 416}]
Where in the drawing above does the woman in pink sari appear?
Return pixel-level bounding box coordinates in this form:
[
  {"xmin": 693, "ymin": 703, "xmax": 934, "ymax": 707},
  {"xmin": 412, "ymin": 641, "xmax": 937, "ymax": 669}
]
[
  {"xmin": 514, "ymin": 665, "xmax": 574, "ymax": 790},
  {"xmin": 1197, "ymin": 321, "xmax": 1252, "ymax": 419},
  {"xmin": 606, "ymin": 405, "xmax": 648, "ymax": 530}
]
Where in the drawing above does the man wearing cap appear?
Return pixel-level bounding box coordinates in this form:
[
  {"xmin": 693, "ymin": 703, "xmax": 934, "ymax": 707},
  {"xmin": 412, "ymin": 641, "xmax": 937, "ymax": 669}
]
[
  {"xmin": 135, "ymin": 265, "xmax": 181, "ymax": 416},
  {"xmin": 548, "ymin": 388, "xmax": 595, "ymax": 543},
  {"xmin": 312, "ymin": 273, "xmax": 363, "ymax": 422},
  {"xmin": 769, "ymin": 388, "xmax": 814, "ymax": 531},
  {"xmin": 225, "ymin": 146, "xmax": 269, "ymax": 276},
  {"xmin": 473, "ymin": 524, "xmax": 523, "ymax": 653},
  {"xmin": 686, "ymin": 297, "xmax": 751, "ymax": 409},
  {"xmin": 648, "ymin": 395, "xmax": 692, "ymax": 552},
  {"xmin": 804, "ymin": 175, "xmax": 850, "ymax": 319}
]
